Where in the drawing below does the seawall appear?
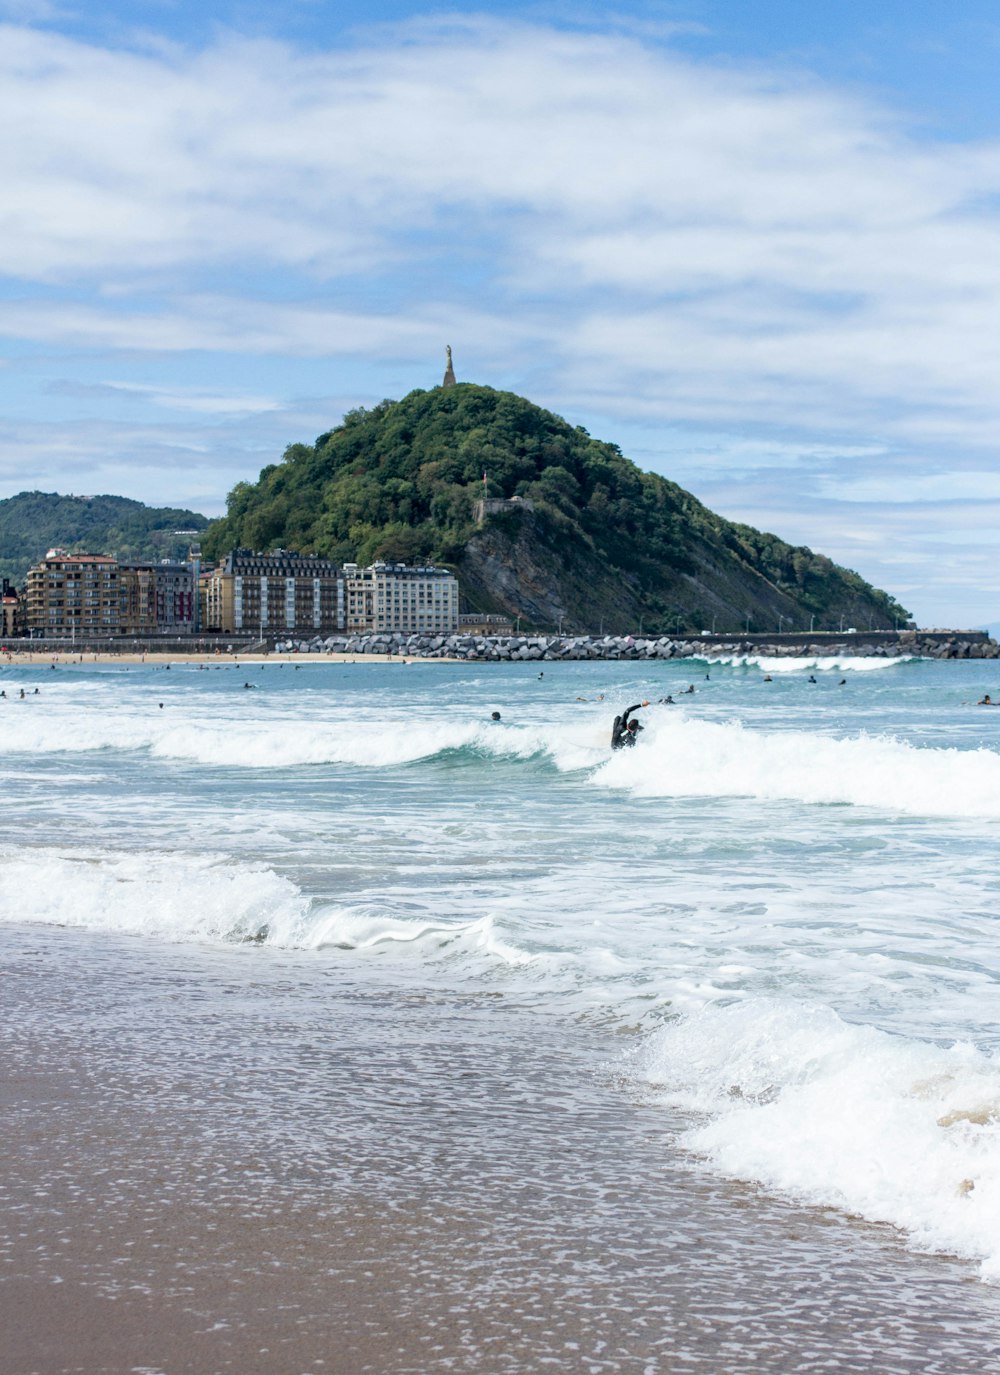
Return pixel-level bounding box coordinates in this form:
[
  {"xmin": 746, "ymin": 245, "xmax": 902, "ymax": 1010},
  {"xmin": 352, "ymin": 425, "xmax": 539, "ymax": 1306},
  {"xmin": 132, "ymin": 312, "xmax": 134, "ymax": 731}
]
[{"xmin": 275, "ymin": 629, "xmax": 1000, "ymax": 661}]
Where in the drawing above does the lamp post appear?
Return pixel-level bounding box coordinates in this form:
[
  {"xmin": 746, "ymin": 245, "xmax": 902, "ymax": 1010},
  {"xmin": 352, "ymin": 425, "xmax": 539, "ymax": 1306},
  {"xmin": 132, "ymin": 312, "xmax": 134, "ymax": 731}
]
[
  {"xmin": 809, "ymin": 614, "xmax": 815, "ymax": 633},
  {"xmin": 745, "ymin": 613, "xmax": 751, "ymax": 634},
  {"xmin": 778, "ymin": 614, "xmax": 786, "ymax": 635}
]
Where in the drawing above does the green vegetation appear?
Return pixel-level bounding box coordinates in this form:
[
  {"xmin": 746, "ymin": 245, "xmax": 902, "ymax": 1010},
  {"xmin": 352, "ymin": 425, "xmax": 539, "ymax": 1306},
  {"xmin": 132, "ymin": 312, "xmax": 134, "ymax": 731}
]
[
  {"xmin": 0, "ymin": 491, "xmax": 209, "ymax": 586},
  {"xmin": 202, "ymin": 383, "xmax": 910, "ymax": 634}
]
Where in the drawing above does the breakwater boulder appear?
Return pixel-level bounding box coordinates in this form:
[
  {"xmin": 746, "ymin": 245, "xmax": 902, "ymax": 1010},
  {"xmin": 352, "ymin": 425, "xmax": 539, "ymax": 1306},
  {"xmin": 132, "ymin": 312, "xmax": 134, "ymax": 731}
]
[{"xmin": 274, "ymin": 629, "xmax": 1000, "ymax": 661}]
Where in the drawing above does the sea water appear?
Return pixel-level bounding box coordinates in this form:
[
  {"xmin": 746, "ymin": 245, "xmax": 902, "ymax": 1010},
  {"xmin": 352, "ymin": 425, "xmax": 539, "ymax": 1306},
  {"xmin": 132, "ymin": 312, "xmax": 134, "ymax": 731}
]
[{"xmin": 3, "ymin": 652, "xmax": 1000, "ymax": 1360}]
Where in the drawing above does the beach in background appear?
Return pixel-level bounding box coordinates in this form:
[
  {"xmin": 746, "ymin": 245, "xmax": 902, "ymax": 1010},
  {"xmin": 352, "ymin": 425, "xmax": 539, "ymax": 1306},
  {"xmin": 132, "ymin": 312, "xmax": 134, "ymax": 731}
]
[{"xmin": 2, "ymin": 649, "xmax": 441, "ymax": 665}]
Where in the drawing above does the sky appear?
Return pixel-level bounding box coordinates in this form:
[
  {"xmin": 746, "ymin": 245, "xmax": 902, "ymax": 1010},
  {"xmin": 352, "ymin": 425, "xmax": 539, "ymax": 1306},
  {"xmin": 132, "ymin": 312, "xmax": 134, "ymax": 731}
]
[{"xmin": 3, "ymin": 2, "xmax": 1000, "ymax": 627}]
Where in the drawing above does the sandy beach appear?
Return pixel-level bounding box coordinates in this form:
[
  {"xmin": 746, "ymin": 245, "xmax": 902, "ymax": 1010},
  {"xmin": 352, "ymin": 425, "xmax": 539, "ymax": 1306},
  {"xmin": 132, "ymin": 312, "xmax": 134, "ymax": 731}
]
[{"xmin": 2, "ymin": 649, "xmax": 455, "ymax": 666}]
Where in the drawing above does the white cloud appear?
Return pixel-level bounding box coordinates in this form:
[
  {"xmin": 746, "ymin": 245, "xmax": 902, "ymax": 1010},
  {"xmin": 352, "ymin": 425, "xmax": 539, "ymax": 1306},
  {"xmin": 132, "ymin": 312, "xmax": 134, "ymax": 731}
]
[
  {"xmin": 2, "ymin": 16, "xmax": 999, "ymax": 451},
  {"xmin": 0, "ymin": 407, "xmax": 326, "ymax": 513},
  {"xmin": 0, "ymin": 295, "xmax": 530, "ymax": 358},
  {"xmin": 93, "ymin": 381, "xmax": 283, "ymax": 416},
  {"xmin": 821, "ymin": 470, "xmax": 1000, "ymax": 504}
]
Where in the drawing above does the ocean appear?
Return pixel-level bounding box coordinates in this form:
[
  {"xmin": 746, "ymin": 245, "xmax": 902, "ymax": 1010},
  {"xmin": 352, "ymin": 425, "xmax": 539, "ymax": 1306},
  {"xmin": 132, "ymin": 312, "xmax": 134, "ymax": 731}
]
[{"xmin": 3, "ymin": 651, "xmax": 1000, "ymax": 1373}]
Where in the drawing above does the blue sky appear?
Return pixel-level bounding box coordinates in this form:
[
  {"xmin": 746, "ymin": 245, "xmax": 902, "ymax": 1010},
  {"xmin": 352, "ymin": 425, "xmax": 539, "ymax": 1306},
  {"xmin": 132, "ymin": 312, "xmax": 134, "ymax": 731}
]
[{"xmin": 3, "ymin": 2, "xmax": 1000, "ymax": 626}]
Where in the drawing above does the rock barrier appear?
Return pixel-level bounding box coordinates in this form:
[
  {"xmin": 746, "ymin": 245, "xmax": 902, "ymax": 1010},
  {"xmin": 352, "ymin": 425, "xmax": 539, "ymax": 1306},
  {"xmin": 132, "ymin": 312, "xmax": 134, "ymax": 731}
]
[{"xmin": 275, "ymin": 631, "xmax": 1000, "ymax": 661}]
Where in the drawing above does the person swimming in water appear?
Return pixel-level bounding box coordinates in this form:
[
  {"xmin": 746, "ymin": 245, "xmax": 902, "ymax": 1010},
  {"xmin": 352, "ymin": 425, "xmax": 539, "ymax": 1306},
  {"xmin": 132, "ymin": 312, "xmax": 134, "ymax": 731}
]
[{"xmin": 611, "ymin": 702, "xmax": 649, "ymax": 749}]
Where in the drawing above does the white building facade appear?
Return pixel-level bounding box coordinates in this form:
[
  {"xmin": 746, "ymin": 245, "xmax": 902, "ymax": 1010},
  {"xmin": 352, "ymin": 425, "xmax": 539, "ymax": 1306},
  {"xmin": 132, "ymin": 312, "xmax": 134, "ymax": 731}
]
[{"xmin": 342, "ymin": 562, "xmax": 458, "ymax": 635}]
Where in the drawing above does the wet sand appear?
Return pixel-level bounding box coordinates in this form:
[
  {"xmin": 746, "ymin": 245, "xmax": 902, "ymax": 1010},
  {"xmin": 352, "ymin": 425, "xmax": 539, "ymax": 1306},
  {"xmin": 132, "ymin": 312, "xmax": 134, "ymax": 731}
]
[{"xmin": 4, "ymin": 924, "xmax": 1000, "ymax": 1375}]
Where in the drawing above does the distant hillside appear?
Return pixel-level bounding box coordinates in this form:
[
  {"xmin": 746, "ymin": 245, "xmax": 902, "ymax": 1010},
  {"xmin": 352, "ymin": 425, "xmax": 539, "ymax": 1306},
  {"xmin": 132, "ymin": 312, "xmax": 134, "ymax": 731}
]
[
  {"xmin": 0, "ymin": 491, "xmax": 209, "ymax": 586},
  {"xmin": 203, "ymin": 384, "xmax": 909, "ymax": 634}
]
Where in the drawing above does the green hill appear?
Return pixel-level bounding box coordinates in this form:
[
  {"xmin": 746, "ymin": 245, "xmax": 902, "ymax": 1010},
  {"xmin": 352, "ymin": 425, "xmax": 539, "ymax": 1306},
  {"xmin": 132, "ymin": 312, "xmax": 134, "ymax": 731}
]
[
  {"xmin": 203, "ymin": 384, "xmax": 909, "ymax": 635},
  {"xmin": 0, "ymin": 491, "xmax": 209, "ymax": 586}
]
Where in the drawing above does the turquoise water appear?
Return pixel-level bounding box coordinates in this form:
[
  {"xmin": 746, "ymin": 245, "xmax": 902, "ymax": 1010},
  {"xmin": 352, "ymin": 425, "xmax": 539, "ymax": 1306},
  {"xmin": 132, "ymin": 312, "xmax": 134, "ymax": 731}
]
[{"xmin": 3, "ymin": 651, "xmax": 1000, "ymax": 1290}]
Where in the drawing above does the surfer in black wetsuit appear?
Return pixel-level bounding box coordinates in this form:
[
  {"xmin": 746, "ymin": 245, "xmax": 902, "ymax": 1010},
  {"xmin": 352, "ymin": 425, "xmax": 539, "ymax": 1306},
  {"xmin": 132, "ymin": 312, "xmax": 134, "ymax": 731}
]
[{"xmin": 611, "ymin": 702, "xmax": 648, "ymax": 749}]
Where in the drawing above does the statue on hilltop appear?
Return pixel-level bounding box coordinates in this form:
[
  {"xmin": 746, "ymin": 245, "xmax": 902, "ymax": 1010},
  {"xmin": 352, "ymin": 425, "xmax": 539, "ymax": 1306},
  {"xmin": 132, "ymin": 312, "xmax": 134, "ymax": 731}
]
[{"xmin": 442, "ymin": 345, "xmax": 456, "ymax": 388}]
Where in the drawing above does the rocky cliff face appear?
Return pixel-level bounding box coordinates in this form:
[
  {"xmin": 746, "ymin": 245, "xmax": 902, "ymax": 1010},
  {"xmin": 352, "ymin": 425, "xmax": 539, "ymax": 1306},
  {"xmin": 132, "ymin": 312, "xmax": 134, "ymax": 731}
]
[
  {"xmin": 460, "ymin": 505, "xmax": 896, "ymax": 636},
  {"xmin": 460, "ymin": 509, "xmax": 609, "ymax": 629}
]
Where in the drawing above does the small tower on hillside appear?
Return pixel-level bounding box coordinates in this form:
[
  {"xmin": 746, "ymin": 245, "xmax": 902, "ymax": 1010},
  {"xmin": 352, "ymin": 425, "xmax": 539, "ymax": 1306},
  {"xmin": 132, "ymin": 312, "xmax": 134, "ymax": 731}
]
[{"xmin": 442, "ymin": 344, "xmax": 457, "ymax": 388}]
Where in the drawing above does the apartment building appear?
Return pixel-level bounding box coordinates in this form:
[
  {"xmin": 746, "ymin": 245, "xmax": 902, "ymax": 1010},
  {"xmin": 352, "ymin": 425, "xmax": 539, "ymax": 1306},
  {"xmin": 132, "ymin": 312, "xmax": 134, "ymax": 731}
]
[
  {"xmin": 21, "ymin": 552, "xmax": 196, "ymax": 637},
  {"xmin": 112, "ymin": 564, "xmax": 191, "ymax": 636},
  {"xmin": 118, "ymin": 564, "xmax": 157, "ymax": 635},
  {"xmin": 155, "ymin": 562, "xmax": 195, "ymax": 632},
  {"xmin": 25, "ymin": 551, "xmax": 120, "ymax": 636},
  {"xmin": 201, "ymin": 549, "xmax": 345, "ymax": 636},
  {"xmin": 343, "ymin": 562, "xmax": 458, "ymax": 635},
  {"xmin": 1, "ymin": 579, "xmax": 20, "ymax": 639}
]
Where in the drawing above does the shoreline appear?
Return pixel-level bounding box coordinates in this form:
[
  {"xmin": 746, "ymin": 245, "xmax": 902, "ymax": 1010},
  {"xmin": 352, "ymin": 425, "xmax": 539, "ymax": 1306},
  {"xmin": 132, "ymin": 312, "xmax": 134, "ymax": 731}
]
[
  {"xmin": 5, "ymin": 922, "xmax": 1000, "ymax": 1374},
  {"xmin": 1, "ymin": 650, "xmax": 457, "ymax": 666}
]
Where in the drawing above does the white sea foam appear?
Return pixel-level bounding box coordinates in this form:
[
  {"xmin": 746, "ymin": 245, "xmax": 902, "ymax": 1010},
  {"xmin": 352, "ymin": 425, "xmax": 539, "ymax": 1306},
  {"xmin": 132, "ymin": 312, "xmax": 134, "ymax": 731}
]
[
  {"xmin": 149, "ymin": 718, "xmax": 481, "ymax": 768},
  {"xmin": 0, "ymin": 847, "xmax": 536, "ymax": 968},
  {"xmin": 0, "ymin": 709, "xmax": 470, "ymax": 766},
  {"xmin": 592, "ymin": 712, "xmax": 1000, "ymax": 818},
  {"xmin": 0, "ymin": 849, "xmax": 308, "ymax": 943},
  {"xmin": 283, "ymin": 906, "xmax": 533, "ymax": 964},
  {"xmin": 635, "ymin": 1000, "xmax": 1000, "ymax": 1279},
  {"xmin": 699, "ymin": 654, "xmax": 917, "ymax": 673}
]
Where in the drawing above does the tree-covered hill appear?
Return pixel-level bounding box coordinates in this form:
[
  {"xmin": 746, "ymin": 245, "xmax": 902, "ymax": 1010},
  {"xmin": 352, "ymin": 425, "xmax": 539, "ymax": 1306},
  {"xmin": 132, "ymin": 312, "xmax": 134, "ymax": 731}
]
[
  {"xmin": 0, "ymin": 491, "xmax": 209, "ymax": 586},
  {"xmin": 203, "ymin": 384, "xmax": 909, "ymax": 635}
]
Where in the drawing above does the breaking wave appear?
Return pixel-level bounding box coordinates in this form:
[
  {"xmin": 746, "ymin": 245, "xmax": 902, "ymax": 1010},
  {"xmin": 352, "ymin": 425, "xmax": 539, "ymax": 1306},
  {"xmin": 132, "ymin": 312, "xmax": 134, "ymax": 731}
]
[
  {"xmin": 0, "ymin": 847, "xmax": 534, "ymax": 968},
  {"xmin": 591, "ymin": 712, "xmax": 1000, "ymax": 819},
  {"xmin": 6, "ymin": 695, "xmax": 1000, "ymax": 820},
  {"xmin": 634, "ymin": 1000, "xmax": 1000, "ymax": 1280}
]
